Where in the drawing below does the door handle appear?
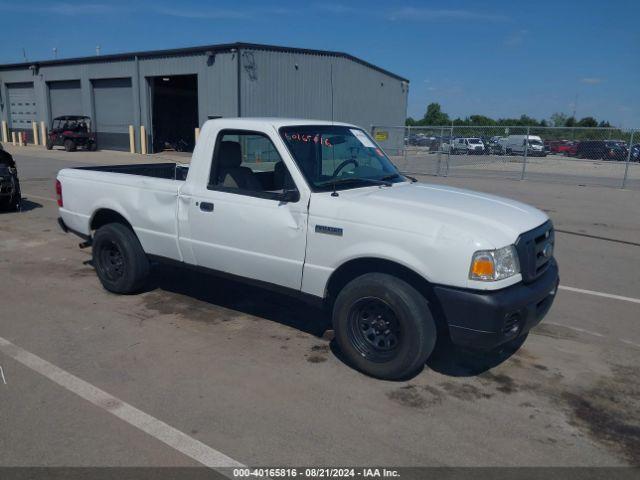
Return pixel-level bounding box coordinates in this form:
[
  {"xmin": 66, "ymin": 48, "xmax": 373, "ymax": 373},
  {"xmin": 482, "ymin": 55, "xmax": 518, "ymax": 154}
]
[{"xmin": 199, "ymin": 202, "xmax": 214, "ymax": 212}]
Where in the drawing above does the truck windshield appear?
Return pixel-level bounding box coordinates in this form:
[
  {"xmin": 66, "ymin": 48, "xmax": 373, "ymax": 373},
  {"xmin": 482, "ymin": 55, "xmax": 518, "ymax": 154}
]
[{"xmin": 279, "ymin": 125, "xmax": 404, "ymax": 191}]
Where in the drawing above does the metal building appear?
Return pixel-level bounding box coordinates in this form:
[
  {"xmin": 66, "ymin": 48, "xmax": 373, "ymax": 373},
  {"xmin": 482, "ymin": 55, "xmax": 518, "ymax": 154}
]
[{"xmin": 0, "ymin": 42, "xmax": 408, "ymax": 152}]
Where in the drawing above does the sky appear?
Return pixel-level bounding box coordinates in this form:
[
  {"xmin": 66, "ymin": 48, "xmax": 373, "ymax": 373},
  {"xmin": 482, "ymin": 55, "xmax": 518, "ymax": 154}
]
[{"xmin": 0, "ymin": 0, "xmax": 638, "ymax": 127}]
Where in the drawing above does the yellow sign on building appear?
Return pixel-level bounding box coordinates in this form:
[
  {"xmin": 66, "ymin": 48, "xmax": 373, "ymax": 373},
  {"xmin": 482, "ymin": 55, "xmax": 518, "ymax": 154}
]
[{"xmin": 374, "ymin": 131, "xmax": 389, "ymax": 141}]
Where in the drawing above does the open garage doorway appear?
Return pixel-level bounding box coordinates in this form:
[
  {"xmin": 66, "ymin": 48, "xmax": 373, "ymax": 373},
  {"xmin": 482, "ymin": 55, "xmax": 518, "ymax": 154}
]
[{"xmin": 149, "ymin": 74, "xmax": 198, "ymax": 153}]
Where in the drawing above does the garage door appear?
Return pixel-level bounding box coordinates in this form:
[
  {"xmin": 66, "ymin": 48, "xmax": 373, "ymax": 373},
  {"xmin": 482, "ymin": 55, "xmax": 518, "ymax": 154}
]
[
  {"xmin": 49, "ymin": 80, "xmax": 83, "ymax": 120},
  {"xmin": 92, "ymin": 78, "xmax": 133, "ymax": 151},
  {"xmin": 7, "ymin": 82, "xmax": 37, "ymax": 138}
]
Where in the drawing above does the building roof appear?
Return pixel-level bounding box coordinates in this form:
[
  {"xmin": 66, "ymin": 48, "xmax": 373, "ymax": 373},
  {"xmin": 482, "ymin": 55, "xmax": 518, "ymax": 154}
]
[{"xmin": 0, "ymin": 41, "xmax": 409, "ymax": 82}]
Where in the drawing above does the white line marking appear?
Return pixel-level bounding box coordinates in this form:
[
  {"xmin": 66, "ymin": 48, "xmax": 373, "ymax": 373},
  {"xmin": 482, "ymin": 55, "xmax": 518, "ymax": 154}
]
[
  {"xmin": 0, "ymin": 336, "xmax": 245, "ymax": 470},
  {"xmin": 24, "ymin": 193, "xmax": 56, "ymax": 203},
  {"xmin": 546, "ymin": 321, "xmax": 604, "ymax": 338},
  {"xmin": 559, "ymin": 285, "xmax": 640, "ymax": 305},
  {"xmin": 0, "ymin": 366, "xmax": 6, "ymax": 384},
  {"xmin": 620, "ymin": 339, "xmax": 640, "ymax": 349}
]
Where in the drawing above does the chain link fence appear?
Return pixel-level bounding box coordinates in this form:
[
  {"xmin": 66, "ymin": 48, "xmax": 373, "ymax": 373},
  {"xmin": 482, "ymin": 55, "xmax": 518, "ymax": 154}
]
[{"xmin": 371, "ymin": 125, "xmax": 639, "ymax": 189}]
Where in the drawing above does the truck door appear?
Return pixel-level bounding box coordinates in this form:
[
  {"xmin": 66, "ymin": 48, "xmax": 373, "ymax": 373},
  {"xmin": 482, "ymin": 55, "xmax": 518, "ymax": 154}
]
[{"xmin": 182, "ymin": 130, "xmax": 308, "ymax": 291}]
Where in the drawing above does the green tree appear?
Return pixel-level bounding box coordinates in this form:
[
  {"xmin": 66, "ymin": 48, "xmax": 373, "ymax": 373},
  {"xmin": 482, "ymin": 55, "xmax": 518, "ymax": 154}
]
[
  {"xmin": 468, "ymin": 115, "xmax": 496, "ymax": 126},
  {"xmin": 550, "ymin": 112, "xmax": 568, "ymax": 127},
  {"xmin": 565, "ymin": 116, "xmax": 576, "ymax": 127},
  {"xmin": 577, "ymin": 117, "xmax": 598, "ymax": 127},
  {"xmin": 422, "ymin": 103, "xmax": 450, "ymax": 126}
]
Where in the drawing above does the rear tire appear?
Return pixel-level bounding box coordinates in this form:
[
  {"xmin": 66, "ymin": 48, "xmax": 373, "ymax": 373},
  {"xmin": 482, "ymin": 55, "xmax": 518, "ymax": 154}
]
[
  {"xmin": 64, "ymin": 139, "xmax": 76, "ymax": 152},
  {"xmin": 332, "ymin": 273, "xmax": 437, "ymax": 380},
  {"xmin": 89, "ymin": 141, "xmax": 98, "ymax": 151},
  {"xmin": 92, "ymin": 223, "xmax": 149, "ymax": 294},
  {"xmin": 46, "ymin": 138, "xmax": 53, "ymax": 150}
]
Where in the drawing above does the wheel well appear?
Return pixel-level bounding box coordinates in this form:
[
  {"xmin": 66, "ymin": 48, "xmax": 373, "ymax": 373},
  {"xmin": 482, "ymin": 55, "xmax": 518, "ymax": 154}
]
[
  {"xmin": 90, "ymin": 209, "xmax": 133, "ymax": 232},
  {"xmin": 325, "ymin": 258, "xmax": 448, "ymax": 334}
]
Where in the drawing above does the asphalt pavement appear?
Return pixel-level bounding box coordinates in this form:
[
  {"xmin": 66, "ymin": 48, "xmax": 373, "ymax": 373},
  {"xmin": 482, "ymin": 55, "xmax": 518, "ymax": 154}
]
[{"xmin": 1, "ymin": 146, "xmax": 639, "ymax": 469}]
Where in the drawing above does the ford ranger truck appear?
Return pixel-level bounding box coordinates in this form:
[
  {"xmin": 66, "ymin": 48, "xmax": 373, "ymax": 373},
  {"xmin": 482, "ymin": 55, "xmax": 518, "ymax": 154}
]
[{"xmin": 56, "ymin": 118, "xmax": 559, "ymax": 380}]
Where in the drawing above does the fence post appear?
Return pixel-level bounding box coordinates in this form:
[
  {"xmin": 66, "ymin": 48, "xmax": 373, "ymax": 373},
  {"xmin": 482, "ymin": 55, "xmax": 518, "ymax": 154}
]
[
  {"xmin": 520, "ymin": 126, "xmax": 530, "ymax": 180},
  {"xmin": 621, "ymin": 130, "xmax": 634, "ymax": 189},
  {"xmin": 404, "ymin": 125, "xmax": 409, "ymax": 166},
  {"xmin": 437, "ymin": 126, "xmax": 444, "ymax": 175},
  {"xmin": 445, "ymin": 125, "xmax": 453, "ymax": 176}
]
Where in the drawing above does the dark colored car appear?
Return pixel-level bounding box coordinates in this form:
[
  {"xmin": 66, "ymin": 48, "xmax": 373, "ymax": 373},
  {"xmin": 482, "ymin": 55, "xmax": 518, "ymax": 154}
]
[
  {"xmin": 576, "ymin": 140, "xmax": 628, "ymax": 161},
  {"xmin": 407, "ymin": 134, "xmax": 430, "ymax": 147},
  {"xmin": 46, "ymin": 115, "xmax": 97, "ymax": 152},
  {"xmin": 630, "ymin": 144, "xmax": 640, "ymax": 162},
  {"xmin": 484, "ymin": 137, "xmax": 505, "ymax": 155},
  {"xmin": 0, "ymin": 143, "xmax": 21, "ymax": 211}
]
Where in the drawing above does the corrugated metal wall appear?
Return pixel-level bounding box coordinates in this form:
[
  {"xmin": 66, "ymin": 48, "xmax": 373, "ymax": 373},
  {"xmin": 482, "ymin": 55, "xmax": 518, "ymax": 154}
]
[
  {"xmin": 0, "ymin": 47, "xmax": 407, "ymax": 151},
  {"xmin": 239, "ymin": 49, "xmax": 408, "ymax": 131}
]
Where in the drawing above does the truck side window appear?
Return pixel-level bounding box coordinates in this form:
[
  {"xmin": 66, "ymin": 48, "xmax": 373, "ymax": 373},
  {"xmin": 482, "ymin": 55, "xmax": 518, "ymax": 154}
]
[{"xmin": 209, "ymin": 130, "xmax": 295, "ymax": 196}]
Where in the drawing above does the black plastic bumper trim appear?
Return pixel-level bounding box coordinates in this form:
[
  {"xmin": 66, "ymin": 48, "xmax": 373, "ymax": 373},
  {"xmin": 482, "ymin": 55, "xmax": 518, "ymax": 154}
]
[{"xmin": 433, "ymin": 260, "xmax": 559, "ymax": 350}]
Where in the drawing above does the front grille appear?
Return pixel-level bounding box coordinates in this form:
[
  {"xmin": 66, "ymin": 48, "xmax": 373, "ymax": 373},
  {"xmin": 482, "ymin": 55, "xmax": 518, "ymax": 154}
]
[{"xmin": 515, "ymin": 221, "xmax": 554, "ymax": 283}]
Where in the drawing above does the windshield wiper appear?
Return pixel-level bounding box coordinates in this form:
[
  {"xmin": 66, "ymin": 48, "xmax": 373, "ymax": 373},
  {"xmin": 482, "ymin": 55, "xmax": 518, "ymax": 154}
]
[
  {"xmin": 380, "ymin": 173, "xmax": 405, "ymax": 181},
  {"xmin": 317, "ymin": 177, "xmax": 393, "ymax": 189}
]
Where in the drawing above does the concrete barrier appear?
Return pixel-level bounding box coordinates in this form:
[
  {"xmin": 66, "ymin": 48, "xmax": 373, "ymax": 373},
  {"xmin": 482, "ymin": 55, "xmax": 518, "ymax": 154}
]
[
  {"xmin": 129, "ymin": 125, "xmax": 136, "ymax": 153},
  {"xmin": 40, "ymin": 122, "xmax": 47, "ymax": 148},
  {"xmin": 1, "ymin": 121, "xmax": 8, "ymax": 144},
  {"xmin": 11, "ymin": 131, "xmax": 17, "ymax": 146},
  {"xmin": 32, "ymin": 121, "xmax": 39, "ymax": 146},
  {"xmin": 140, "ymin": 126, "xmax": 147, "ymax": 155}
]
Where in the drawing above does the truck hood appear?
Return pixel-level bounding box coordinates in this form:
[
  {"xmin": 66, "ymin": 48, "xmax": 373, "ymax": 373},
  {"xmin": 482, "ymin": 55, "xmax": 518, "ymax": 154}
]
[{"xmin": 328, "ymin": 182, "xmax": 549, "ymax": 248}]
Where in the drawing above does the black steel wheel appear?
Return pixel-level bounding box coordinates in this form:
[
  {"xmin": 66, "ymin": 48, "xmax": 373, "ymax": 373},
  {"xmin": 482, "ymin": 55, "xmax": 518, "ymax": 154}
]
[
  {"xmin": 347, "ymin": 297, "xmax": 401, "ymax": 362},
  {"xmin": 97, "ymin": 239, "xmax": 125, "ymax": 282},
  {"xmin": 92, "ymin": 222, "xmax": 149, "ymax": 294},
  {"xmin": 333, "ymin": 273, "xmax": 437, "ymax": 380}
]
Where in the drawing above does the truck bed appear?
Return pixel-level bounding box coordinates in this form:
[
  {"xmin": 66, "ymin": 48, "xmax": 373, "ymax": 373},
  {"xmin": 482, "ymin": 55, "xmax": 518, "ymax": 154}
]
[{"xmin": 76, "ymin": 163, "xmax": 189, "ymax": 181}]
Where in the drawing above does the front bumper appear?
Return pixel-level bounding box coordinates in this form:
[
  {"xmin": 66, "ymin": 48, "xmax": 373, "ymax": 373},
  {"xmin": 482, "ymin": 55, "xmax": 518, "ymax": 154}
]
[{"xmin": 433, "ymin": 259, "xmax": 559, "ymax": 349}]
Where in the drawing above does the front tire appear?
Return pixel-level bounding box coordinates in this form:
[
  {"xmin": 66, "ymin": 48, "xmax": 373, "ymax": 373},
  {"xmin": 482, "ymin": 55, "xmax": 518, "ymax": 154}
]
[
  {"xmin": 92, "ymin": 223, "xmax": 149, "ymax": 294},
  {"xmin": 333, "ymin": 273, "xmax": 437, "ymax": 380}
]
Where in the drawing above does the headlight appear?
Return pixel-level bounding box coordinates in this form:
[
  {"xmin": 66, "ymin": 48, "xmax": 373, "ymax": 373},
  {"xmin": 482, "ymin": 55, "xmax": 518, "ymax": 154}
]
[{"xmin": 469, "ymin": 245, "xmax": 520, "ymax": 281}]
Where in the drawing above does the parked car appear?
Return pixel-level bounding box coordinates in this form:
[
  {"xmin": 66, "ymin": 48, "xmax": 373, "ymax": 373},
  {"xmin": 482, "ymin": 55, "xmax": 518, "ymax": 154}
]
[
  {"xmin": 630, "ymin": 144, "xmax": 640, "ymax": 162},
  {"xmin": 0, "ymin": 142, "xmax": 21, "ymax": 211},
  {"xmin": 485, "ymin": 137, "xmax": 506, "ymax": 155},
  {"xmin": 57, "ymin": 118, "xmax": 559, "ymax": 380},
  {"xmin": 46, "ymin": 115, "xmax": 97, "ymax": 152},
  {"xmin": 576, "ymin": 140, "xmax": 628, "ymax": 161},
  {"xmin": 451, "ymin": 137, "xmax": 485, "ymax": 154},
  {"xmin": 503, "ymin": 135, "xmax": 546, "ymax": 157},
  {"xmin": 407, "ymin": 134, "xmax": 430, "ymax": 147}
]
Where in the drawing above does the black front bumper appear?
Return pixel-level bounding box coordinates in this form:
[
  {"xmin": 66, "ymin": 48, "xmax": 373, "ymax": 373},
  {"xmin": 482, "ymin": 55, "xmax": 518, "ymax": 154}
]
[{"xmin": 433, "ymin": 260, "xmax": 559, "ymax": 349}]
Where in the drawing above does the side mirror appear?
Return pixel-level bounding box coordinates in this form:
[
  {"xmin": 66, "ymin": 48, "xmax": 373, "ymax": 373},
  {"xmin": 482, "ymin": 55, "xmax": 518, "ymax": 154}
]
[{"xmin": 279, "ymin": 189, "xmax": 300, "ymax": 203}]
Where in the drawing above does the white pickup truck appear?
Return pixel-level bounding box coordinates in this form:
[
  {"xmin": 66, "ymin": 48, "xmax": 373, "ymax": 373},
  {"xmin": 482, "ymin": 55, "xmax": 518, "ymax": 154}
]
[{"xmin": 57, "ymin": 118, "xmax": 558, "ymax": 379}]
